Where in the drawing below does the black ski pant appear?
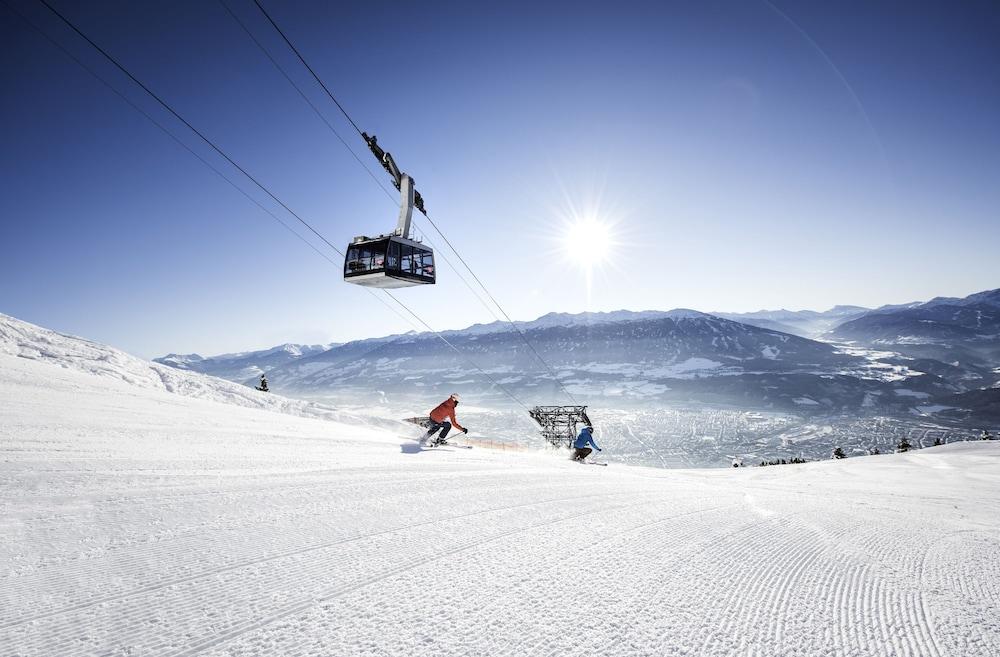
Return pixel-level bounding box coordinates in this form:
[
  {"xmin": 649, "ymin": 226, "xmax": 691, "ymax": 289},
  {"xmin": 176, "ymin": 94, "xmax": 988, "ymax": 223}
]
[
  {"xmin": 426, "ymin": 420, "xmax": 452, "ymax": 440},
  {"xmin": 572, "ymin": 447, "xmax": 592, "ymax": 461}
]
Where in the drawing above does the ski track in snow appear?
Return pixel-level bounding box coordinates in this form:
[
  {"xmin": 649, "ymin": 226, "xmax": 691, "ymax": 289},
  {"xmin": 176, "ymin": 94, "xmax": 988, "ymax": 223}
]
[{"xmin": 2, "ymin": 319, "xmax": 1000, "ymax": 655}]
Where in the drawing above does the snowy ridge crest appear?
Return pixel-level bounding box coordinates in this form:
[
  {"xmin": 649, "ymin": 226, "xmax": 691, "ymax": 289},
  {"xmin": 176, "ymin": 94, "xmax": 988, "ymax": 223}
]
[{"xmin": 0, "ymin": 313, "xmax": 368, "ymax": 426}]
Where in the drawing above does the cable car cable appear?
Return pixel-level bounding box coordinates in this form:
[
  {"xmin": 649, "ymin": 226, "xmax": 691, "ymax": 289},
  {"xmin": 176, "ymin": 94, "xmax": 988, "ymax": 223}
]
[
  {"xmin": 248, "ymin": 0, "xmax": 580, "ymax": 405},
  {"xmin": 33, "ymin": 0, "xmax": 347, "ymax": 262},
  {"xmin": 7, "ymin": 0, "xmax": 427, "ymax": 339},
  {"xmin": 251, "ymin": 0, "xmax": 364, "ymax": 138},
  {"xmin": 218, "ymin": 0, "xmax": 504, "ymax": 325},
  {"xmin": 216, "ymin": 0, "xmax": 398, "ymax": 206},
  {"xmin": 407, "ymin": 226, "xmax": 505, "ymax": 323},
  {"xmin": 28, "ymin": 0, "xmax": 531, "ymax": 410},
  {"xmin": 2, "ymin": 0, "xmax": 342, "ymax": 273}
]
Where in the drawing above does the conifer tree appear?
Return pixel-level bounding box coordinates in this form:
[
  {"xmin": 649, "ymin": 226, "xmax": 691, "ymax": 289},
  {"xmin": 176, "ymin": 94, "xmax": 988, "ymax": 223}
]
[
  {"xmin": 898, "ymin": 437, "xmax": 912, "ymax": 453},
  {"xmin": 832, "ymin": 447, "xmax": 846, "ymax": 459}
]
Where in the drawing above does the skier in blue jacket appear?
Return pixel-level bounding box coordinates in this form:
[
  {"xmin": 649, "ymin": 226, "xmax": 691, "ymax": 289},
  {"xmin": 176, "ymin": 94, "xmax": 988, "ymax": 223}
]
[{"xmin": 572, "ymin": 426, "xmax": 601, "ymax": 462}]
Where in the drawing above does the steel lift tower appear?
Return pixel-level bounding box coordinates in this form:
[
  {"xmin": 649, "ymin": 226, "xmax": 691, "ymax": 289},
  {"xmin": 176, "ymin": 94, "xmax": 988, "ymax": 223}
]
[{"xmin": 529, "ymin": 406, "xmax": 592, "ymax": 448}]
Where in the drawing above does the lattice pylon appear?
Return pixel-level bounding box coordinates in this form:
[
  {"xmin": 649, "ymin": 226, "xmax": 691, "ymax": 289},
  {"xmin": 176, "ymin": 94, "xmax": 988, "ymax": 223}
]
[{"xmin": 528, "ymin": 406, "xmax": 591, "ymax": 448}]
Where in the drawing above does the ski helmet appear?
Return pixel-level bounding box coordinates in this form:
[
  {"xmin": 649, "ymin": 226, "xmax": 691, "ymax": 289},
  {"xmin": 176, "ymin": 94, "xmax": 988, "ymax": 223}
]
[{"xmin": 450, "ymin": 393, "xmax": 461, "ymax": 401}]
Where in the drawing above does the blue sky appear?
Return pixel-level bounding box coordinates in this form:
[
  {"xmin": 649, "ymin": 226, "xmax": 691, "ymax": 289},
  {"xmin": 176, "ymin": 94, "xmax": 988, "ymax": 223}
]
[{"xmin": 1, "ymin": 0, "xmax": 998, "ymax": 358}]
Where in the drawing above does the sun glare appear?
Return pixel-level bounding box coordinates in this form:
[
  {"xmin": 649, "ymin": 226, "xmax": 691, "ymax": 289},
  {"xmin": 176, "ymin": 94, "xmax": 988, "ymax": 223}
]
[
  {"xmin": 564, "ymin": 218, "xmax": 613, "ymax": 264},
  {"xmin": 545, "ymin": 190, "xmax": 628, "ymax": 302}
]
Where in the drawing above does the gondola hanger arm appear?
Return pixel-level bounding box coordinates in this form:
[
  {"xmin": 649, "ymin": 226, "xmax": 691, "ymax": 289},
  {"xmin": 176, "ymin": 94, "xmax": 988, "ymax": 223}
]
[{"xmin": 363, "ymin": 132, "xmax": 426, "ymax": 214}]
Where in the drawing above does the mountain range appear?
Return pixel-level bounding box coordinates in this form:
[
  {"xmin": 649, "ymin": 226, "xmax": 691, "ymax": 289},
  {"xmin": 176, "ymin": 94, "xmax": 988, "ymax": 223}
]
[
  {"xmin": 714, "ymin": 306, "xmax": 869, "ymax": 338},
  {"xmin": 154, "ymin": 288, "xmax": 1000, "ymax": 421},
  {"xmin": 157, "ymin": 342, "xmax": 337, "ymax": 381}
]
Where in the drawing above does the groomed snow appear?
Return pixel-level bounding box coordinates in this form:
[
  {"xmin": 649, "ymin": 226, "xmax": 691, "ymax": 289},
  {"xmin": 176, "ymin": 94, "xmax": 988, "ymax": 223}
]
[{"xmin": 2, "ymin": 316, "xmax": 1000, "ymax": 656}]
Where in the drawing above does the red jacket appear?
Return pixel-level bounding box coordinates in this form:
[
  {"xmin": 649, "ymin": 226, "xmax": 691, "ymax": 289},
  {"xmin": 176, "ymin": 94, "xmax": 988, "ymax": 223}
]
[{"xmin": 429, "ymin": 398, "xmax": 463, "ymax": 430}]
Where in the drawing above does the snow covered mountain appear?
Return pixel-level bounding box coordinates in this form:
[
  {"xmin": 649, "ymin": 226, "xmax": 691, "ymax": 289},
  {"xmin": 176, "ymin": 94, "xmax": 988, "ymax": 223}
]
[
  {"xmin": 272, "ymin": 310, "xmax": 845, "ymax": 394},
  {"xmin": 829, "ymin": 288, "xmax": 1000, "ymax": 386},
  {"xmin": 833, "ymin": 301, "xmax": 1000, "ymax": 347},
  {"xmin": 144, "ymin": 288, "xmax": 1000, "ymax": 421},
  {"xmin": 154, "ymin": 341, "xmax": 337, "ymax": 384},
  {"xmin": 145, "ymin": 302, "xmax": 999, "ymax": 415},
  {"xmin": 3, "ymin": 312, "xmax": 999, "ymax": 656},
  {"xmin": 448, "ymin": 308, "xmax": 702, "ymax": 336},
  {"xmin": 886, "ymin": 287, "xmax": 1000, "ymax": 311},
  {"xmin": 262, "ymin": 310, "xmax": 945, "ymax": 413}
]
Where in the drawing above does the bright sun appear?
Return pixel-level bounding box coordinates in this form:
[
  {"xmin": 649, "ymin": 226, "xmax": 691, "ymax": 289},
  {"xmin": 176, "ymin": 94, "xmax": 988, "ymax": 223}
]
[{"xmin": 564, "ymin": 218, "xmax": 612, "ymax": 264}]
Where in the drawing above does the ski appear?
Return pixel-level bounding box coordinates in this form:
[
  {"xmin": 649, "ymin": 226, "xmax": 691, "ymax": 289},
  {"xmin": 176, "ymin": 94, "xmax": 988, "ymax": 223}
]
[{"xmin": 419, "ymin": 438, "xmax": 473, "ymax": 450}]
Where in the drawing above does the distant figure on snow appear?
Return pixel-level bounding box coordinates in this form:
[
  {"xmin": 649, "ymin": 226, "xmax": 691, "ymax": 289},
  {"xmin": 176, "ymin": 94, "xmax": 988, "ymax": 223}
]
[
  {"xmin": 420, "ymin": 393, "xmax": 467, "ymax": 446},
  {"xmin": 572, "ymin": 425, "xmax": 601, "ymax": 462},
  {"xmin": 256, "ymin": 374, "xmax": 269, "ymax": 392}
]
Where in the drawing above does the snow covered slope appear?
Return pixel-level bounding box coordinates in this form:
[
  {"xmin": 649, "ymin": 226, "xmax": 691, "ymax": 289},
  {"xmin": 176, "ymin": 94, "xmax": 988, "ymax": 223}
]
[
  {"xmin": 0, "ymin": 313, "xmax": 362, "ymax": 425},
  {"xmin": 3, "ymin": 318, "xmax": 1000, "ymax": 656}
]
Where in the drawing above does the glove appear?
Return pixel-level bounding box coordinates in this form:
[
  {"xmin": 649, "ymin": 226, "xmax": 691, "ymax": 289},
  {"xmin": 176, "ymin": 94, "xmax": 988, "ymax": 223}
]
[
  {"xmin": 597, "ymin": 447, "xmax": 603, "ymax": 451},
  {"xmin": 462, "ymin": 427, "xmax": 469, "ymax": 434}
]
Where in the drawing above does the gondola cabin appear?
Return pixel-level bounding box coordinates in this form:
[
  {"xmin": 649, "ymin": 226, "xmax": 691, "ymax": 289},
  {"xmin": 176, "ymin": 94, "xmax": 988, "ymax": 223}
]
[
  {"xmin": 344, "ymin": 235, "xmax": 435, "ymax": 288},
  {"xmin": 343, "ymin": 141, "xmax": 436, "ymax": 289}
]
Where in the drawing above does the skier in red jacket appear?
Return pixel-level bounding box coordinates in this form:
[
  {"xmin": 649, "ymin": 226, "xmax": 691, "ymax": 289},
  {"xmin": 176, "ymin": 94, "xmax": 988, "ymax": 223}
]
[{"xmin": 420, "ymin": 393, "xmax": 467, "ymax": 446}]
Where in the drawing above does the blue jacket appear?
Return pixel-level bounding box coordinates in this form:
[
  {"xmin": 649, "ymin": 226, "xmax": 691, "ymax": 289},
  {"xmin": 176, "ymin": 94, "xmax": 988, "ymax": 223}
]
[{"xmin": 574, "ymin": 428, "xmax": 599, "ymax": 450}]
